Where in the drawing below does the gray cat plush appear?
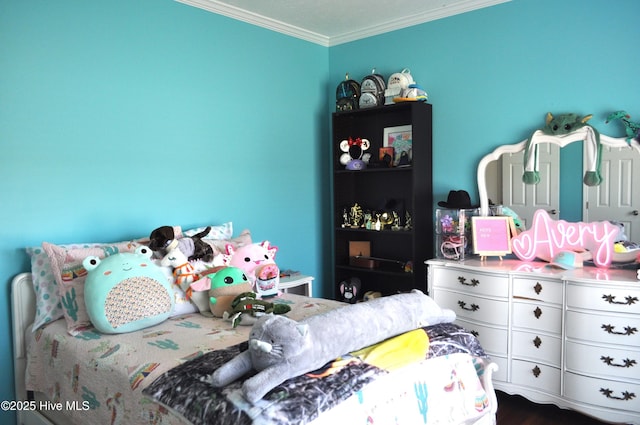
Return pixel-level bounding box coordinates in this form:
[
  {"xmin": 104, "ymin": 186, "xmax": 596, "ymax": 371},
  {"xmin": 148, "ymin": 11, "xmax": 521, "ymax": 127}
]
[{"xmin": 209, "ymin": 289, "xmax": 455, "ymax": 403}]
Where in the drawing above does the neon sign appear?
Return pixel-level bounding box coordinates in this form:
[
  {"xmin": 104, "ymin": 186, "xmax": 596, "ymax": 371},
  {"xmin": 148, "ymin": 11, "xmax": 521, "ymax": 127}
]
[{"xmin": 511, "ymin": 209, "xmax": 618, "ymax": 267}]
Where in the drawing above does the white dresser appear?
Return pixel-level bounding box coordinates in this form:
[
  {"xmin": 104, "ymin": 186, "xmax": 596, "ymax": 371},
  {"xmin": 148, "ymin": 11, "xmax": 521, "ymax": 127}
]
[{"xmin": 427, "ymin": 258, "xmax": 640, "ymax": 424}]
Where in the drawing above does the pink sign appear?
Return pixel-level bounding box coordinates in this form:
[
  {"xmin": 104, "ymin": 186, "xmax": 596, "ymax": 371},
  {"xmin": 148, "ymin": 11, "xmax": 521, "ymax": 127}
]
[{"xmin": 511, "ymin": 209, "xmax": 618, "ymax": 267}]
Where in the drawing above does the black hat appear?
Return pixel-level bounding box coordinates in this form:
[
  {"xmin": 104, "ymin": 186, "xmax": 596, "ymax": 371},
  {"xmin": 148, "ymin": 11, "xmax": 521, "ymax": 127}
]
[{"xmin": 437, "ymin": 190, "xmax": 479, "ymax": 209}]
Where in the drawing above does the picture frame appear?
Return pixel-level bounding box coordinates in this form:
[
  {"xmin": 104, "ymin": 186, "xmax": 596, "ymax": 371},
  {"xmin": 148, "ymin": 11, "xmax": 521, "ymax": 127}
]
[
  {"xmin": 378, "ymin": 147, "xmax": 394, "ymax": 167},
  {"xmin": 471, "ymin": 216, "xmax": 513, "ymax": 259},
  {"xmin": 383, "ymin": 125, "xmax": 412, "ymax": 166}
]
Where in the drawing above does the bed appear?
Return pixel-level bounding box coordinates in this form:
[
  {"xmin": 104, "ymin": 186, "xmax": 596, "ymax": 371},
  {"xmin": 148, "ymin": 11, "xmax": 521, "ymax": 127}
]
[{"xmin": 12, "ymin": 241, "xmax": 498, "ymax": 425}]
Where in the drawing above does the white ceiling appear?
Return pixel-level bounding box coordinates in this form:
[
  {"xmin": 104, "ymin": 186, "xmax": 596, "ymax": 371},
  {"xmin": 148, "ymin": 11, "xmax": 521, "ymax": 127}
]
[{"xmin": 176, "ymin": 0, "xmax": 510, "ymax": 46}]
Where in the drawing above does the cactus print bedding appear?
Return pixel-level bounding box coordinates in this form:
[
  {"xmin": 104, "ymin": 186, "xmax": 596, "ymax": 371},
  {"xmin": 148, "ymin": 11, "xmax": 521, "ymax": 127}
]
[{"xmin": 24, "ymin": 293, "xmax": 494, "ymax": 425}]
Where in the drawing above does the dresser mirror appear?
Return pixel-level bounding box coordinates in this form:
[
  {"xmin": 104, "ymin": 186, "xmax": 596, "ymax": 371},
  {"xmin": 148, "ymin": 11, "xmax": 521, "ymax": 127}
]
[{"xmin": 476, "ymin": 129, "xmax": 640, "ymax": 241}]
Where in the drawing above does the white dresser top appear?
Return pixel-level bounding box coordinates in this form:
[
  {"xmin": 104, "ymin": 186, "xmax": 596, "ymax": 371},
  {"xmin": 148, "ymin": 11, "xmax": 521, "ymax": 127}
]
[{"xmin": 426, "ymin": 257, "xmax": 639, "ymax": 285}]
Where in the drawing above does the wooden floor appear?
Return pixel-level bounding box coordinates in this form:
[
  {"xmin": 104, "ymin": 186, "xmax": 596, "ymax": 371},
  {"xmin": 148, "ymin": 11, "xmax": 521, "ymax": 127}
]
[{"xmin": 496, "ymin": 391, "xmax": 611, "ymax": 425}]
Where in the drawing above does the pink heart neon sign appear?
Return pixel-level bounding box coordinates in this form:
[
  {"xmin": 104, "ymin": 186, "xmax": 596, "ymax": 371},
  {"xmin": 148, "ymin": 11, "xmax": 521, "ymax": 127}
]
[{"xmin": 511, "ymin": 209, "xmax": 618, "ymax": 267}]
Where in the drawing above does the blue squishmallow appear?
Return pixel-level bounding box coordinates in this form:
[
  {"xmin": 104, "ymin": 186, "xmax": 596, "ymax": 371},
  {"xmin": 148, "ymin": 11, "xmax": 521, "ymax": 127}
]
[{"xmin": 82, "ymin": 246, "xmax": 174, "ymax": 334}]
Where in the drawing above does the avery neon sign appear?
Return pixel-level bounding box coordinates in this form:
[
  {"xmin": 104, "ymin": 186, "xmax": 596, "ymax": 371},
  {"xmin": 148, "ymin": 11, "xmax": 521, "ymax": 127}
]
[{"xmin": 511, "ymin": 209, "xmax": 617, "ymax": 267}]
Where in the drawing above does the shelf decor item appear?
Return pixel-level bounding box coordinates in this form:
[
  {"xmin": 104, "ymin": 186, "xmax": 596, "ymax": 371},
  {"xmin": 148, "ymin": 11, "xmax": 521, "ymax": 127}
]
[
  {"xmin": 383, "ymin": 125, "xmax": 412, "ymax": 166},
  {"xmin": 471, "ymin": 216, "xmax": 513, "ymax": 260}
]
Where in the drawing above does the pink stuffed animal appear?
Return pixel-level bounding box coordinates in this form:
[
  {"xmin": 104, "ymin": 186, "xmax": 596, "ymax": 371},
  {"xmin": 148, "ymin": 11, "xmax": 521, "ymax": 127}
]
[{"xmin": 224, "ymin": 241, "xmax": 280, "ymax": 296}]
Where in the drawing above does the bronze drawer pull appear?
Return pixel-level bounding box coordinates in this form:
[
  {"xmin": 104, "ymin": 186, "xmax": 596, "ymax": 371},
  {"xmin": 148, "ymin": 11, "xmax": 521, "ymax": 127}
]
[
  {"xmin": 599, "ymin": 388, "xmax": 636, "ymax": 401},
  {"xmin": 533, "ymin": 282, "xmax": 542, "ymax": 294},
  {"xmin": 532, "ymin": 365, "xmax": 541, "ymax": 378},
  {"xmin": 600, "ymin": 356, "xmax": 637, "ymax": 368},
  {"xmin": 533, "ymin": 336, "xmax": 542, "ymax": 348},
  {"xmin": 602, "ymin": 294, "xmax": 639, "ymax": 306},
  {"xmin": 457, "ymin": 276, "xmax": 479, "ymax": 287},
  {"xmin": 601, "ymin": 324, "xmax": 638, "ymax": 336},
  {"xmin": 533, "ymin": 306, "xmax": 542, "ymax": 319},
  {"xmin": 457, "ymin": 301, "xmax": 479, "ymax": 312}
]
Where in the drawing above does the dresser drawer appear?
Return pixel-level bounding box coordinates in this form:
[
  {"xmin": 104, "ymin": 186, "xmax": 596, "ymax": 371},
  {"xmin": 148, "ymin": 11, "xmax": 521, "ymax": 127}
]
[
  {"xmin": 490, "ymin": 355, "xmax": 508, "ymax": 383},
  {"xmin": 433, "ymin": 290, "xmax": 508, "ymax": 326},
  {"xmin": 566, "ymin": 310, "xmax": 640, "ymax": 346},
  {"xmin": 564, "ymin": 372, "xmax": 640, "ymax": 412},
  {"xmin": 431, "ymin": 267, "xmax": 508, "ymax": 298},
  {"xmin": 512, "ymin": 331, "xmax": 561, "ymax": 366},
  {"xmin": 566, "ymin": 284, "xmax": 640, "ymax": 314},
  {"xmin": 512, "ymin": 302, "xmax": 562, "ymax": 334},
  {"xmin": 456, "ymin": 318, "xmax": 508, "ymax": 355},
  {"xmin": 511, "ymin": 359, "xmax": 560, "ymax": 395},
  {"xmin": 512, "ymin": 277, "xmax": 562, "ymax": 304},
  {"xmin": 565, "ymin": 341, "xmax": 640, "ymax": 381}
]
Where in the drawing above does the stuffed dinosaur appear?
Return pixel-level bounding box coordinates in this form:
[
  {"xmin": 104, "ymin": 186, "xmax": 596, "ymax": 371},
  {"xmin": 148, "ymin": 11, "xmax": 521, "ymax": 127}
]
[
  {"xmin": 606, "ymin": 110, "xmax": 640, "ymax": 144},
  {"xmin": 224, "ymin": 292, "xmax": 291, "ymax": 328},
  {"xmin": 523, "ymin": 112, "xmax": 602, "ymax": 186},
  {"xmin": 208, "ymin": 290, "xmax": 455, "ymax": 403}
]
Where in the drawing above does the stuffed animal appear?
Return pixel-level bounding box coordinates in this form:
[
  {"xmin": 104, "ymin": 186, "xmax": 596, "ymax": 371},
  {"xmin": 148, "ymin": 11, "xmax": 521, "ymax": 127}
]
[
  {"xmin": 224, "ymin": 241, "xmax": 280, "ymax": 294},
  {"xmin": 225, "ymin": 292, "xmax": 291, "ymax": 327},
  {"xmin": 254, "ymin": 263, "xmax": 280, "ymax": 297},
  {"xmin": 160, "ymin": 242, "xmax": 200, "ymax": 289},
  {"xmin": 149, "ymin": 225, "xmax": 214, "ymax": 262},
  {"xmin": 523, "ymin": 113, "xmax": 602, "ymax": 186},
  {"xmin": 209, "ymin": 290, "xmax": 456, "ymax": 403},
  {"xmin": 606, "ymin": 110, "xmax": 640, "ymax": 144},
  {"xmin": 189, "ymin": 266, "xmax": 253, "ymax": 318},
  {"xmin": 338, "ymin": 277, "xmax": 361, "ymax": 303},
  {"xmin": 82, "ymin": 246, "xmax": 174, "ymax": 334}
]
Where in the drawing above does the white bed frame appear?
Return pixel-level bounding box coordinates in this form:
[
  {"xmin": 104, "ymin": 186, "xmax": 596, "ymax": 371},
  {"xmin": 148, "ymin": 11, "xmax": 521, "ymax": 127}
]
[
  {"xmin": 12, "ymin": 273, "xmax": 59, "ymax": 425},
  {"xmin": 12, "ymin": 272, "xmax": 499, "ymax": 425}
]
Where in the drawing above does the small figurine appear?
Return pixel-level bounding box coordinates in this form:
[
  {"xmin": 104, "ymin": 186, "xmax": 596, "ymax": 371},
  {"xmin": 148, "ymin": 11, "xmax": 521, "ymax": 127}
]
[
  {"xmin": 404, "ymin": 211, "xmax": 413, "ymax": 230},
  {"xmin": 349, "ymin": 203, "xmax": 364, "ymax": 227}
]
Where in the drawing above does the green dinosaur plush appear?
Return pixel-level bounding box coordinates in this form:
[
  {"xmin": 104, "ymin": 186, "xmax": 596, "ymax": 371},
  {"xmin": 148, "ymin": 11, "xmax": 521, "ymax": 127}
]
[
  {"xmin": 606, "ymin": 110, "xmax": 640, "ymax": 144},
  {"xmin": 523, "ymin": 112, "xmax": 602, "ymax": 186},
  {"xmin": 226, "ymin": 292, "xmax": 291, "ymax": 327}
]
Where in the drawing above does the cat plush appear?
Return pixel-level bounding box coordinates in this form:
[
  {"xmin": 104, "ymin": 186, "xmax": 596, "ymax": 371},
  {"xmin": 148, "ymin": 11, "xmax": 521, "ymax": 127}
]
[{"xmin": 209, "ymin": 290, "xmax": 455, "ymax": 403}]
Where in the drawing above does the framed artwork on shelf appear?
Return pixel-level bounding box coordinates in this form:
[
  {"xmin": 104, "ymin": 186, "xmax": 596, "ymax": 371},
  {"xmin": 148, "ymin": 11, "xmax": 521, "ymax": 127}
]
[
  {"xmin": 378, "ymin": 147, "xmax": 394, "ymax": 167},
  {"xmin": 383, "ymin": 125, "xmax": 412, "ymax": 166},
  {"xmin": 471, "ymin": 216, "xmax": 514, "ymax": 259}
]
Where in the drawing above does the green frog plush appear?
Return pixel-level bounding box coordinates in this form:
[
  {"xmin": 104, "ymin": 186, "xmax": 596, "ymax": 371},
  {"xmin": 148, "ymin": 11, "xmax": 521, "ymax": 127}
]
[{"xmin": 82, "ymin": 246, "xmax": 174, "ymax": 334}]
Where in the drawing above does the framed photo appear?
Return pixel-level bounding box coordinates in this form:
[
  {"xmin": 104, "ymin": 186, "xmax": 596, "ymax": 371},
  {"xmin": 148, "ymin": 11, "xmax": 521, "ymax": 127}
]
[
  {"xmin": 383, "ymin": 125, "xmax": 412, "ymax": 166},
  {"xmin": 471, "ymin": 216, "xmax": 513, "ymax": 258},
  {"xmin": 378, "ymin": 147, "xmax": 394, "ymax": 167}
]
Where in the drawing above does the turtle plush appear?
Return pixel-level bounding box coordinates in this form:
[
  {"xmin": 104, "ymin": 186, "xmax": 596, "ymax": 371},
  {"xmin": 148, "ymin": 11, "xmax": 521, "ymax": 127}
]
[{"xmin": 225, "ymin": 292, "xmax": 291, "ymax": 327}]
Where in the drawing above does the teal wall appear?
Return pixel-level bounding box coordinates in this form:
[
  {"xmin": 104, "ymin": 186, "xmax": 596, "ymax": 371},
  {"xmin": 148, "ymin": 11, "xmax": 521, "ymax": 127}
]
[
  {"xmin": 2, "ymin": 0, "xmax": 639, "ymax": 420},
  {"xmin": 1, "ymin": 0, "xmax": 329, "ymax": 418},
  {"xmin": 328, "ymin": 0, "xmax": 640, "ymax": 221}
]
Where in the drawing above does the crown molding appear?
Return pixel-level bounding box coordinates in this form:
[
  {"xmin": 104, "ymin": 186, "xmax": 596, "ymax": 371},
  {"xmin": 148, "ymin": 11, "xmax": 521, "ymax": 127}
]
[
  {"xmin": 176, "ymin": 0, "xmax": 330, "ymax": 46},
  {"xmin": 328, "ymin": 0, "xmax": 510, "ymax": 46},
  {"xmin": 176, "ymin": 0, "xmax": 510, "ymax": 47}
]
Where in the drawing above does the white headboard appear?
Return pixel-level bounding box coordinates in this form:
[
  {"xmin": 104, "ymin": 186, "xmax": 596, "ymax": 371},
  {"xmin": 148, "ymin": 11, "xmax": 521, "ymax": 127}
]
[{"xmin": 11, "ymin": 273, "xmax": 35, "ymax": 403}]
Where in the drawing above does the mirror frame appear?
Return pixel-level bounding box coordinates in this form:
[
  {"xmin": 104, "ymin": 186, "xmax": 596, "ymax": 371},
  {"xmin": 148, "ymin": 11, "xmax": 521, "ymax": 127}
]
[{"xmin": 477, "ymin": 128, "xmax": 640, "ymax": 216}]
